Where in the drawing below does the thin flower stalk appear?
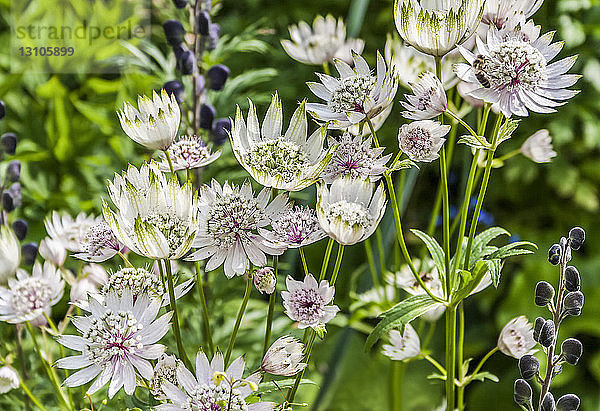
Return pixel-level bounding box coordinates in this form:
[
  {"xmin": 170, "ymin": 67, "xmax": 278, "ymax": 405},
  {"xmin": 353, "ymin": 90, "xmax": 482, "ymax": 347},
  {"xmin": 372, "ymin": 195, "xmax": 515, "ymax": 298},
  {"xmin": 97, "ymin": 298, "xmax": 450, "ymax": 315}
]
[
  {"xmin": 194, "ymin": 261, "xmax": 214, "ymax": 356},
  {"xmin": 225, "ymin": 274, "xmax": 253, "ymax": 365},
  {"xmin": 263, "ymin": 255, "xmax": 278, "ymax": 356},
  {"xmin": 21, "ymin": 379, "xmax": 47, "ymax": 411}
]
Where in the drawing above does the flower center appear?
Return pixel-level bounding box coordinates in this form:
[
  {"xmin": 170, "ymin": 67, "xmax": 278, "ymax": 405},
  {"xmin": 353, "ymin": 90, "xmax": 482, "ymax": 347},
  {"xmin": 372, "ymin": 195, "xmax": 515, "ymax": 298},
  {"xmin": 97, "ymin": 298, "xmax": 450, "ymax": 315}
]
[
  {"xmin": 325, "ymin": 200, "xmax": 372, "ymax": 227},
  {"xmin": 84, "ymin": 223, "xmax": 120, "ymax": 256},
  {"xmin": 400, "ymin": 127, "xmax": 434, "ymax": 159},
  {"xmin": 290, "ymin": 288, "xmax": 325, "ymax": 324},
  {"xmin": 143, "ymin": 213, "xmax": 188, "ymax": 252},
  {"xmin": 11, "ymin": 278, "xmax": 53, "ymax": 314},
  {"xmin": 83, "ymin": 310, "xmax": 143, "ymax": 365},
  {"xmin": 329, "ymin": 75, "xmax": 376, "ymax": 113},
  {"xmin": 272, "ymin": 207, "xmax": 321, "ymax": 245},
  {"xmin": 186, "ymin": 383, "xmax": 248, "ymax": 411},
  {"xmin": 102, "ymin": 268, "xmax": 163, "ymax": 300},
  {"xmin": 326, "ymin": 139, "xmax": 377, "ymax": 179},
  {"xmin": 169, "ymin": 138, "xmax": 211, "ymax": 167},
  {"xmin": 208, "ymin": 194, "xmax": 265, "ymax": 249},
  {"xmin": 484, "ymin": 40, "xmax": 547, "ymax": 90},
  {"xmin": 243, "ymin": 139, "xmax": 309, "ymax": 183}
]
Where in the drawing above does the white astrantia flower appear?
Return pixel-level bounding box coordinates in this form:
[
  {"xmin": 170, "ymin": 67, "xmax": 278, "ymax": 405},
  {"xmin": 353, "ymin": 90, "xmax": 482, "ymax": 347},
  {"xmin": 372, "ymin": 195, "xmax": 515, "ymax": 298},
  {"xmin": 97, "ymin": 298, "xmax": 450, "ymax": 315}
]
[
  {"xmin": 497, "ymin": 315, "xmax": 536, "ymax": 359},
  {"xmin": 187, "ymin": 180, "xmax": 290, "ymax": 278},
  {"xmin": 0, "ymin": 226, "xmax": 21, "ymax": 283},
  {"xmin": 103, "ymin": 162, "xmax": 199, "ymax": 260},
  {"xmin": 321, "ymin": 133, "xmax": 391, "ymax": 184},
  {"xmin": 157, "ymin": 351, "xmax": 276, "ymax": 411},
  {"xmin": 260, "ymin": 205, "xmax": 326, "ymax": 249},
  {"xmin": 253, "ymin": 266, "xmax": 276, "ymax": 295},
  {"xmin": 316, "ymin": 177, "xmax": 386, "ymax": 246},
  {"xmin": 261, "ymin": 335, "xmax": 307, "ymax": 376},
  {"xmin": 394, "ymin": 0, "xmax": 485, "ymax": 57},
  {"xmin": 454, "ymin": 20, "xmax": 581, "ymax": 117},
  {"xmin": 281, "ymin": 14, "xmax": 365, "ymax": 66},
  {"xmin": 381, "ymin": 324, "xmax": 421, "ymax": 361},
  {"xmin": 70, "ymin": 264, "xmax": 108, "ymax": 304},
  {"xmin": 151, "ymin": 353, "xmax": 180, "ymax": 400},
  {"xmin": 480, "ymin": 0, "xmax": 543, "ymax": 31},
  {"xmin": 402, "ymin": 72, "xmax": 448, "ymax": 120},
  {"xmin": 72, "ymin": 222, "xmax": 125, "ymax": 263},
  {"xmin": 0, "ymin": 365, "xmax": 20, "ymax": 393},
  {"xmin": 307, "ymin": 51, "xmax": 398, "ymax": 129},
  {"xmin": 117, "ymin": 89, "xmax": 180, "ymax": 151},
  {"xmin": 398, "ymin": 120, "xmax": 450, "ymax": 163},
  {"xmin": 282, "ymin": 274, "xmax": 339, "ymax": 330},
  {"xmin": 39, "ymin": 237, "xmax": 67, "ymax": 266},
  {"xmin": 55, "ymin": 291, "xmax": 171, "ymax": 398},
  {"xmin": 45, "ymin": 211, "xmax": 103, "ymax": 253},
  {"xmin": 520, "ymin": 129, "xmax": 556, "ymax": 163},
  {"xmin": 231, "ymin": 95, "xmax": 334, "ymax": 191},
  {"xmin": 158, "ymin": 134, "xmax": 221, "ymax": 171},
  {"xmin": 0, "ymin": 262, "xmax": 64, "ymax": 324}
]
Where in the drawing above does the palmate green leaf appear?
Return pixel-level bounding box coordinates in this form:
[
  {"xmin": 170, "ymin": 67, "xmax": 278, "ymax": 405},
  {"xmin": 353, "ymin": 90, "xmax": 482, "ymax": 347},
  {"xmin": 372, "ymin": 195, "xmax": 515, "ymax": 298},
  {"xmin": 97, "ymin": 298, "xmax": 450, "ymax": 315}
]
[
  {"xmin": 485, "ymin": 259, "xmax": 502, "ymax": 287},
  {"xmin": 365, "ymin": 294, "xmax": 440, "ymax": 351},
  {"xmin": 496, "ymin": 118, "xmax": 520, "ymax": 146},
  {"xmin": 458, "ymin": 134, "xmax": 491, "ymax": 150},
  {"xmin": 411, "ymin": 229, "xmax": 446, "ymax": 285},
  {"xmin": 487, "ymin": 241, "xmax": 537, "ymax": 260}
]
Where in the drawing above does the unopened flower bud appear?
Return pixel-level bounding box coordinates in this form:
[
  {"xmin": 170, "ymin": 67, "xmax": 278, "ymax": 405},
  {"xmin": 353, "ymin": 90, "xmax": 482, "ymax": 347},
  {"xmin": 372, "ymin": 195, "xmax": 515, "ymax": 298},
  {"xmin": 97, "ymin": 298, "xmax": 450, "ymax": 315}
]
[
  {"xmin": 21, "ymin": 242, "xmax": 38, "ymax": 266},
  {"xmin": 6, "ymin": 160, "xmax": 21, "ymax": 183},
  {"xmin": 535, "ymin": 281, "xmax": 555, "ymax": 306},
  {"xmin": 561, "ymin": 338, "xmax": 583, "ymax": 365},
  {"xmin": 172, "ymin": 0, "xmax": 187, "ymax": 8},
  {"xmin": 568, "ymin": 227, "xmax": 585, "ymax": 250},
  {"xmin": 11, "ymin": 219, "xmax": 27, "ymax": 241},
  {"xmin": 207, "ymin": 23, "xmax": 221, "ymax": 50},
  {"xmin": 7, "ymin": 183, "xmax": 21, "ymax": 209},
  {"xmin": 39, "ymin": 237, "xmax": 66, "ymax": 266},
  {"xmin": 542, "ymin": 392, "xmax": 556, "ymax": 411},
  {"xmin": 533, "ymin": 317, "xmax": 545, "ymax": 342},
  {"xmin": 172, "ymin": 43, "xmax": 187, "ymax": 59},
  {"xmin": 261, "ymin": 335, "xmax": 306, "ymax": 376},
  {"xmin": 0, "ymin": 100, "xmax": 5, "ymax": 120},
  {"xmin": 2, "ymin": 191, "xmax": 14, "ymax": 212},
  {"xmin": 197, "ymin": 10, "xmax": 211, "ymax": 35},
  {"xmin": 539, "ymin": 320, "xmax": 555, "ymax": 347},
  {"xmin": 253, "ymin": 266, "xmax": 276, "ymax": 294},
  {"xmin": 177, "ymin": 50, "xmax": 196, "ymax": 75},
  {"xmin": 0, "ymin": 133, "xmax": 17, "ymax": 155},
  {"xmin": 513, "ymin": 379, "xmax": 532, "ymax": 406},
  {"xmin": 199, "ymin": 104, "xmax": 215, "ymax": 130},
  {"xmin": 212, "ymin": 118, "xmax": 231, "ymax": 145},
  {"xmin": 548, "ymin": 243, "xmax": 561, "ymax": 265},
  {"xmin": 163, "ymin": 80, "xmax": 185, "ymax": 103},
  {"xmin": 564, "ymin": 266, "xmax": 580, "ymax": 292},
  {"xmin": 556, "ymin": 394, "xmax": 580, "ymax": 411},
  {"xmin": 207, "ymin": 64, "xmax": 230, "ymax": 91},
  {"xmin": 163, "ymin": 20, "xmax": 186, "ymax": 46},
  {"xmin": 519, "ymin": 354, "xmax": 539, "ymax": 380},
  {"xmin": 563, "ymin": 291, "xmax": 584, "ymax": 316},
  {"xmin": 0, "ymin": 365, "xmax": 20, "ymax": 393}
]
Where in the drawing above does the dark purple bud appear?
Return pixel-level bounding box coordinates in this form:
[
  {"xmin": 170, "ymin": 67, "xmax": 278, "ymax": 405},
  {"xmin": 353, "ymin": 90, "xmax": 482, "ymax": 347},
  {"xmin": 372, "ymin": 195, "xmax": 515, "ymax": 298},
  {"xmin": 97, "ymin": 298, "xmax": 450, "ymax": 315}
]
[
  {"xmin": 163, "ymin": 80, "xmax": 185, "ymax": 103},
  {"xmin": 548, "ymin": 243, "xmax": 561, "ymax": 265},
  {"xmin": 563, "ymin": 291, "xmax": 584, "ymax": 316},
  {"xmin": 561, "ymin": 338, "xmax": 583, "ymax": 365},
  {"xmin": 163, "ymin": 20, "xmax": 186, "ymax": 46},
  {"xmin": 197, "ymin": 10, "xmax": 211, "ymax": 35},
  {"xmin": 513, "ymin": 379, "xmax": 532, "ymax": 405},
  {"xmin": 0, "ymin": 100, "xmax": 5, "ymax": 120},
  {"xmin": 199, "ymin": 104, "xmax": 216, "ymax": 130},
  {"xmin": 542, "ymin": 392, "xmax": 556, "ymax": 411},
  {"xmin": 196, "ymin": 75, "xmax": 206, "ymax": 95},
  {"xmin": 21, "ymin": 242, "xmax": 38, "ymax": 266},
  {"xmin": 557, "ymin": 394, "xmax": 580, "ymax": 411},
  {"xmin": 564, "ymin": 266, "xmax": 580, "ymax": 292},
  {"xmin": 1, "ymin": 132, "xmax": 17, "ymax": 155},
  {"xmin": 207, "ymin": 23, "xmax": 221, "ymax": 50},
  {"xmin": 172, "ymin": 43, "xmax": 187, "ymax": 59},
  {"xmin": 568, "ymin": 227, "xmax": 585, "ymax": 250},
  {"xmin": 8, "ymin": 183, "xmax": 21, "ymax": 208},
  {"xmin": 177, "ymin": 50, "xmax": 196, "ymax": 75},
  {"xmin": 207, "ymin": 64, "xmax": 230, "ymax": 91},
  {"xmin": 12, "ymin": 219, "xmax": 28, "ymax": 241},
  {"xmin": 535, "ymin": 281, "xmax": 554, "ymax": 306},
  {"xmin": 519, "ymin": 354, "xmax": 539, "ymax": 380},
  {"xmin": 539, "ymin": 319, "xmax": 555, "ymax": 348},
  {"xmin": 533, "ymin": 317, "xmax": 545, "ymax": 342},
  {"xmin": 172, "ymin": 0, "xmax": 188, "ymax": 8},
  {"xmin": 6, "ymin": 160, "xmax": 21, "ymax": 183},
  {"xmin": 212, "ymin": 118, "xmax": 231, "ymax": 145},
  {"xmin": 2, "ymin": 191, "xmax": 14, "ymax": 212}
]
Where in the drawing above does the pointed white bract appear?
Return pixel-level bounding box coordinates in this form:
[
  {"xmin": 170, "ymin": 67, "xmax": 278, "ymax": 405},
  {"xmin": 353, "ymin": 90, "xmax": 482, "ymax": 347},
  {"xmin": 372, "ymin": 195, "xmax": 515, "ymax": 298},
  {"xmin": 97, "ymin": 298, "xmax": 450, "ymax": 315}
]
[
  {"xmin": 261, "ymin": 205, "xmax": 326, "ymax": 249},
  {"xmin": 282, "ymin": 274, "xmax": 339, "ymax": 330},
  {"xmin": 187, "ymin": 180, "xmax": 290, "ymax": 278},
  {"xmin": 398, "ymin": 120, "xmax": 450, "ymax": 162},
  {"xmin": 307, "ymin": 51, "xmax": 397, "ymax": 129},
  {"xmin": 381, "ymin": 324, "xmax": 421, "ymax": 361},
  {"xmin": 117, "ymin": 89, "xmax": 180, "ymax": 151},
  {"xmin": 0, "ymin": 365, "xmax": 20, "ymax": 393},
  {"xmin": 321, "ymin": 133, "xmax": 390, "ymax": 184},
  {"xmin": 231, "ymin": 95, "xmax": 333, "ymax": 191},
  {"xmin": 281, "ymin": 14, "xmax": 365, "ymax": 66},
  {"xmin": 70, "ymin": 264, "xmax": 108, "ymax": 304},
  {"xmin": 394, "ymin": 0, "xmax": 485, "ymax": 57},
  {"xmin": 156, "ymin": 351, "xmax": 276, "ymax": 411},
  {"xmin": 45, "ymin": 211, "xmax": 103, "ymax": 253},
  {"xmin": 455, "ymin": 20, "xmax": 580, "ymax": 117},
  {"xmin": 261, "ymin": 335, "xmax": 307, "ymax": 376},
  {"xmin": 497, "ymin": 316, "xmax": 537, "ymax": 359},
  {"xmin": 481, "ymin": 0, "xmax": 543, "ymax": 31},
  {"xmin": 39, "ymin": 237, "xmax": 67, "ymax": 266},
  {"xmin": 55, "ymin": 291, "xmax": 171, "ymax": 398},
  {"xmin": 158, "ymin": 134, "xmax": 221, "ymax": 171},
  {"xmin": 0, "ymin": 262, "xmax": 64, "ymax": 324},
  {"xmin": 520, "ymin": 129, "xmax": 556, "ymax": 163},
  {"xmin": 102, "ymin": 162, "xmax": 199, "ymax": 260},
  {"xmin": 402, "ymin": 72, "xmax": 448, "ymax": 120},
  {"xmin": 0, "ymin": 226, "xmax": 20, "ymax": 283},
  {"xmin": 72, "ymin": 221, "xmax": 124, "ymax": 263}
]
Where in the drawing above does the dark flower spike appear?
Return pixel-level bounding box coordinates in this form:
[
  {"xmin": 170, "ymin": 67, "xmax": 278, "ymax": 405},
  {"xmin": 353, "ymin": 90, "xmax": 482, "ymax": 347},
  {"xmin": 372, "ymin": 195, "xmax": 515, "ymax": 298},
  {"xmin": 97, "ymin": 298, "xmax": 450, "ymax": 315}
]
[
  {"xmin": 163, "ymin": 80, "xmax": 185, "ymax": 103},
  {"xmin": 1, "ymin": 132, "xmax": 17, "ymax": 155},
  {"xmin": 163, "ymin": 20, "xmax": 186, "ymax": 46},
  {"xmin": 207, "ymin": 23, "xmax": 221, "ymax": 50},
  {"xmin": 513, "ymin": 379, "xmax": 532, "ymax": 405},
  {"xmin": 12, "ymin": 219, "xmax": 28, "ymax": 241},
  {"xmin": 6, "ymin": 160, "xmax": 21, "ymax": 183},
  {"xmin": 177, "ymin": 50, "xmax": 196, "ymax": 75},
  {"xmin": 563, "ymin": 291, "xmax": 584, "ymax": 316},
  {"xmin": 172, "ymin": 0, "xmax": 188, "ymax": 8},
  {"xmin": 172, "ymin": 43, "xmax": 187, "ymax": 59},
  {"xmin": 199, "ymin": 104, "xmax": 216, "ymax": 130},
  {"xmin": 207, "ymin": 64, "xmax": 230, "ymax": 91},
  {"xmin": 21, "ymin": 242, "xmax": 38, "ymax": 266},
  {"xmin": 548, "ymin": 243, "xmax": 561, "ymax": 265},
  {"xmin": 556, "ymin": 394, "xmax": 580, "ymax": 411},
  {"xmin": 2, "ymin": 191, "xmax": 15, "ymax": 212},
  {"xmin": 212, "ymin": 118, "xmax": 231, "ymax": 146},
  {"xmin": 561, "ymin": 338, "xmax": 583, "ymax": 365},
  {"xmin": 0, "ymin": 100, "xmax": 5, "ymax": 120},
  {"xmin": 564, "ymin": 266, "xmax": 580, "ymax": 292},
  {"xmin": 535, "ymin": 281, "xmax": 555, "ymax": 306},
  {"xmin": 533, "ymin": 317, "xmax": 545, "ymax": 342},
  {"xmin": 568, "ymin": 227, "xmax": 585, "ymax": 250},
  {"xmin": 518, "ymin": 354, "xmax": 539, "ymax": 380},
  {"xmin": 539, "ymin": 319, "xmax": 555, "ymax": 348},
  {"xmin": 197, "ymin": 10, "xmax": 211, "ymax": 35},
  {"xmin": 542, "ymin": 392, "xmax": 556, "ymax": 411}
]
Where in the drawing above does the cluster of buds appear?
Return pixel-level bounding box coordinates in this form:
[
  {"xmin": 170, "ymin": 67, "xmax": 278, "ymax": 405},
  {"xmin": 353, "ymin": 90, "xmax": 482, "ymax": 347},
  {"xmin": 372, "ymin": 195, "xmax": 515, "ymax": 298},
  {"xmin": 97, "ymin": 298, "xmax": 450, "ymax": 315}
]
[{"xmin": 514, "ymin": 227, "xmax": 585, "ymax": 411}]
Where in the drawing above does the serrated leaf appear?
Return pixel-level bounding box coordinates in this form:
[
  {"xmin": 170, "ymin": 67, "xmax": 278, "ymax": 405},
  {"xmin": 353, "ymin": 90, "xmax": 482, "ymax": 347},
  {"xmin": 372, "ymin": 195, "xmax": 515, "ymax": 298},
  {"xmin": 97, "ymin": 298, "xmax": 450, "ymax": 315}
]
[
  {"xmin": 496, "ymin": 118, "xmax": 520, "ymax": 146},
  {"xmin": 487, "ymin": 241, "xmax": 537, "ymax": 260},
  {"xmin": 452, "ymin": 260, "xmax": 488, "ymax": 303},
  {"xmin": 388, "ymin": 158, "xmax": 419, "ymax": 173},
  {"xmin": 411, "ymin": 229, "xmax": 446, "ymax": 287},
  {"xmin": 470, "ymin": 371, "xmax": 499, "ymax": 383},
  {"xmin": 254, "ymin": 378, "xmax": 317, "ymax": 395},
  {"xmin": 485, "ymin": 259, "xmax": 502, "ymax": 287},
  {"xmin": 458, "ymin": 134, "xmax": 491, "ymax": 150}
]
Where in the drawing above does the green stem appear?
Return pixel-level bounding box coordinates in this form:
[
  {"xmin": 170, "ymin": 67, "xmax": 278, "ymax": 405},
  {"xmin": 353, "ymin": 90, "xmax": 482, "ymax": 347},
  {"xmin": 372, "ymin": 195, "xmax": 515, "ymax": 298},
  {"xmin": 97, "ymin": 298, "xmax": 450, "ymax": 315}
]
[
  {"xmin": 365, "ymin": 238, "xmax": 384, "ymax": 301},
  {"xmin": 469, "ymin": 346, "xmax": 499, "ymax": 378},
  {"xmin": 440, "ymin": 147, "xmax": 451, "ymax": 298},
  {"xmin": 164, "ymin": 149, "xmax": 176, "ymax": 175},
  {"xmin": 194, "ymin": 262, "xmax": 214, "ymax": 356},
  {"xmin": 117, "ymin": 251, "xmax": 133, "ymax": 268},
  {"xmin": 421, "ymin": 320, "xmax": 437, "ymax": 350},
  {"xmin": 423, "ymin": 354, "xmax": 447, "ymax": 376},
  {"xmin": 375, "ymin": 228, "xmax": 386, "ymax": 277},
  {"xmin": 299, "ymin": 248, "xmax": 310, "ymax": 277},
  {"xmin": 496, "ymin": 148, "xmax": 521, "ymax": 163},
  {"xmin": 330, "ymin": 244, "xmax": 345, "ymax": 286},
  {"xmin": 445, "ymin": 307, "xmax": 457, "ymax": 411},
  {"xmin": 225, "ymin": 274, "xmax": 253, "ymax": 365},
  {"xmin": 457, "ymin": 302, "xmax": 466, "ymax": 410},
  {"xmin": 263, "ymin": 256, "xmax": 278, "ymax": 356},
  {"xmin": 21, "ymin": 380, "xmax": 48, "ymax": 411},
  {"xmin": 43, "ymin": 313, "xmax": 73, "ymax": 407},
  {"xmin": 389, "ymin": 362, "xmax": 405, "ymax": 411},
  {"xmin": 446, "ymin": 110, "xmax": 487, "ymax": 146},
  {"xmin": 287, "ymin": 329, "xmax": 317, "ymax": 403},
  {"xmin": 163, "ymin": 259, "xmax": 192, "ymax": 369},
  {"xmin": 319, "ymin": 239, "xmax": 335, "ymax": 281},
  {"xmin": 322, "ymin": 62, "xmax": 330, "ymax": 75}
]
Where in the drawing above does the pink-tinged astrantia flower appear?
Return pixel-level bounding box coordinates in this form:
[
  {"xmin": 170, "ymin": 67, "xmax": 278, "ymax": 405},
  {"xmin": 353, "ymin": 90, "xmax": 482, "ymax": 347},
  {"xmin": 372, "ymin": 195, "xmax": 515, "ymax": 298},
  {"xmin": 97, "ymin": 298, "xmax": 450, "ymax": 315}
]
[
  {"xmin": 45, "ymin": 211, "xmax": 103, "ymax": 253},
  {"xmin": 307, "ymin": 51, "xmax": 397, "ymax": 129},
  {"xmin": 398, "ymin": 120, "xmax": 450, "ymax": 162},
  {"xmin": 454, "ymin": 20, "xmax": 580, "ymax": 117},
  {"xmin": 158, "ymin": 134, "xmax": 221, "ymax": 171},
  {"xmin": 480, "ymin": 0, "xmax": 543, "ymax": 31},
  {"xmin": 282, "ymin": 274, "xmax": 339, "ymax": 330},
  {"xmin": 261, "ymin": 335, "xmax": 306, "ymax": 376},
  {"xmin": 70, "ymin": 264, "xmax": 108, "ymax": 304},
  {"xmin": 260, "ymin": 205, "xmax": 326, "ymax": 249},
  {"xmin": 381, "ymin": 324, "xmax": 421, "ymax": 361},
  {"xmin": 321, "ymin": 133, "xmax": 390, "ymax": 184},
  {"xmin": 497, "ymin": 316, "xmax": 537, "ymax": 359},
  {"xmin": 156, "ymin": 351, "xmax": 276, "ymax": 411},
  {"xmin": 0, "ymin": 226, "xmax": 20, "ymax": 283},
  {"xmin": 187, "ymin": 180, "xmax": 290, "ymax": 278},
  {"xmin": 55, "ymin": 291, "xmax": 171, "ymax": 398},
  {"xmin": 72, "ymin": 221, "xmax": 125, "ymax": 263},
  {"xmin": 281, "ymin": 14, "xmax": 365, "ymax": 66},
  {"xmin": 402, "ymin": 72, "xmax": 448, "ymax": 120},
  {"xmin": 0, "ymin": 365, "xmax": 20, "ymax": 393},
  {"xmin": 520, "ymin": 129, "xmax": 556, "ymax": 163},
  {"xmin": 0, "ymin": 262, "xmax": 64, "ymax": 324}
]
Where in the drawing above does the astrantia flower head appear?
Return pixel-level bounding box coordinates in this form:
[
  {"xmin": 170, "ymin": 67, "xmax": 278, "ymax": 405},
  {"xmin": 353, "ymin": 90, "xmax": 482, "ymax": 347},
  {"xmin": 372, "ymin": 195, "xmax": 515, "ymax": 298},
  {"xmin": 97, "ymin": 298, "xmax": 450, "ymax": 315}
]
[
  {"xmin": 117, "ymin": 89, "xmax": 180, "ymax": 151},
  {"xmin": 0, "ymin": 262, "xmax": 64, "ymax": 324},
  {"xmin": 321, "ymin": 133, "xmax": 390, "ymax": 184},
  {"xmin": 394, "ymin": 0, "xmax": 485, "ymax": 57},
  {"xmin": 157, "ymin": 351, "xmax": 275, "ymax": 411},
  {"xmin": 481, "ymin": 0, "xmax": 543, "ymax": 31},
  {"xmin": 381, "ymin": 324, "xmax": 421, "ymax": 361},
  {"xmin": 520, "ymin": 129, "xmax": 556, "ymax": 163},
  {"xmin": 282, "ymin": 274, "xmax": 339, "ymax": 330},
  {"xmin": 455, "ymin": 20, "xmax": 581, "ymax": 117},
  {"xmin": 151, "ymin": 353, "xmax": 180, "ymax": 400},
  {"xmin": 231, "ymin": 94, "xmax": 334, "ymax": 191},
  {"xmin": 261, "ymin": 205, "xmax": 326, "ymax": 249},
  {"xmin": 103, "ymin": 162, "xmax": 199, "ymax": 260},
  {"xmin": 0, "ymin": 365, "xmax": 19, "ymax": 393},
  {"xmin": 317, "ymin": 177, "xmax": 386, "ymax": 246},
  {"xmin": 187, "ymin": 180, "xmax": 290, "ymax": 278},
  {"xmin": 307, "ymin": 51, "xmax": 398, "ymax": 129},
  {"xmin": 281, "ymin": 14, "xmax": 365, "ymax": 66},
  {"xmin": 498, "ymin": 316, "xmax": 537, "ymax": 358},
  {"xmin": 0, "ymin": 226, "xmax": 20, "ymax": 283},
  {"xmin": 398, "ymin": 120, "xmax": 450, "ymax": 162},
  {"xmin": 45, "ymin": 211, "xmax": 103, "ymax": 253},
  {"xmin": 261, "ymin": 335, "xmax": 307, "ymax": 376},
  {"xmin": 402, "ymin": 72, "xmax": 448, "ymax": 120},
  {"xmin": 158, "ymin": 134, "xmax": 221, "ymax": 171},
  {"xmin": 55, "ymin": 291, "xmax": 171, "ymax": 398},
  {"xmin": 39, "ymin": 237, "xmax": 67, "ymax": 266},
  {"xmin": 70, "ymin": 264, "xmax": 108, "ymax": 303},
  {"xmin": 72, "ymin": 221, "xmax": 124, "ymax": 263},
  {"xmin": 253, "ymin": 266, "xmax": 276, "ymax": 295}
]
